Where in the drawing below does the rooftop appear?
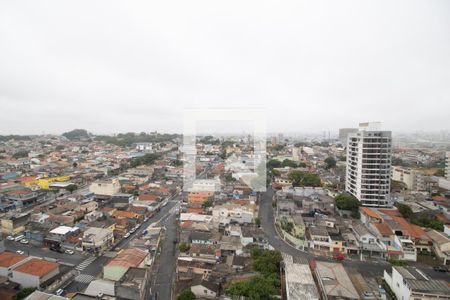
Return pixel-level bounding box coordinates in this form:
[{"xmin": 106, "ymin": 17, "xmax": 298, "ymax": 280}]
[
  {"xmin": 0, "ymin": 252, "xmax": 28, "ymax": 268},
  {"xmin": 14, "ymin": 258, "xmax": 58, "ymax": 277}
]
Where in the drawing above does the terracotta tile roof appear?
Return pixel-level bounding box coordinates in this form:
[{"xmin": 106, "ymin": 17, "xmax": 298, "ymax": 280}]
[
  {"xmin": 112, "ymin": 211, "xmax": 137, "ymax": 219},
  {"xmin": 231, "ymin": 199, "xmax": 250, "ymax": 205},
  {"xmin": 138, "ymin": 194, "xmax": 158, "ymax": 202},
  {"xmin": 373, "ymin": 222, "xmax": 392, "ymax": 236},
  {"xmin": 433, "ymin": 196, "xmax": 447, "ymax": 202},
  {"xmin": 392, "ymin": 216, "xmax": 429, "ymax": 240},
  {"xmin": 0, "ymin": 252, "xmax": 28, "ymax": 268},
  {"xmin": 6, "ymin": 189, "xmax": 33, "ymax": 196},
  {"xmin": 360, "ymin": 207, "xmax": 381, "ymax": 219},
  {"xmin": 436, "ymin": 213, "xmax": 450, "ymax": 224},
  {"xmin": 157, "ymin": 187, "xmax": 170, "ymax": 193},
  {"xmin": 106, "ymin": 248, "xmax": 147, "ymax": 269},
  {"xmin": 181, "ymin": 220, "xmax": 193, "ymax": 229},
  {"xmin": 187, "ymin": 207, "xmax": 204, "ymax": 214},
  {"xmin": 378, "ymin": 209, "xmax": 402, "ymax": 217},
  {"xmin": 14, "ymin": 258, "xmax": 58, "ymax": 277}
]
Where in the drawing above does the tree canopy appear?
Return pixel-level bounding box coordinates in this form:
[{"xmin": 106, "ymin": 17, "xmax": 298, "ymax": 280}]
[
  {"xmin": 324, "ymin": 156, "xmax": 336, "ymax": 169},
  {"xmin": 62, "ymin": 129, "xmax": 90, "ymax": 140},
  {"xmin": 177, "ymin": 290, "xmax": 195, "ymax": 300},
  {"xmin": 335, "ymin": 193, "xmax": 360, "ymax": 218},
  {"xmin": 288, "ymin": 171, "xmax": 321, "ymax": 187}
]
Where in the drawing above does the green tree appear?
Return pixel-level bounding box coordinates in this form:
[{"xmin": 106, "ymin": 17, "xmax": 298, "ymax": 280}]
[
  {"xmin": 178, "ymin": 243, "xmax": 190, "ymax": 252},
  {"xmin": 288, "ymin": 171, "xmax": 321, "ymax": 187},
  {"xmin": 396, "ymin": 203, "xmax": 413, "ymax": 219},
  {"xmin": 255, "ymin": 217, "xmax": 261, "ymax": 227},
  {"xmin": 12, "ymin": 150, "xmax": 29, "ymax": 159},
  {"xmin": 13, "ymin": 288, "xmax": 36, "ymax": 300},
  {"xmin": 65, "ymin": 184, "xmax": 78, "ymax": 193},
  {"xmin": 335, "ymin": 193, "xmax": 360, "ymax": 218},
  {"xmin": 281, "ymin": 159, "xmax": 298, "ymax": 168},
  {"xmin": 62, "ymin": 129, "xmax": 90, "ymax": 140},
  {"xmin": 177, "ymin": 290, "xmax": 195, "ymax": 300},
  {"xmin": 324, "ymin": 156, "xmax": 336, "ymax": 169},
  {"xmin": 267, "ymin": 159, "xmax": 282, "ymax": 170}
]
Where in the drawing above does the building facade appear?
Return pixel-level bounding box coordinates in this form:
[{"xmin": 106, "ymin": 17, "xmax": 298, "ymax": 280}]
[{"xmin": 346, "ymin": 122, "xmax": 392, "ymax": 207}]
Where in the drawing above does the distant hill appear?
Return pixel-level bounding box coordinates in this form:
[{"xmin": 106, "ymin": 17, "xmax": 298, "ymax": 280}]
[{"xmin": 62, "ymin": 129, "xmax": 90, "ymax": 140}]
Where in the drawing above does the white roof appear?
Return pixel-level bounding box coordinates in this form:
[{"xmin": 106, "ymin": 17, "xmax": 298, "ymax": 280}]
[{"xmin": 50, "ymin": 226, "xmax": 78, "ymax": 235}]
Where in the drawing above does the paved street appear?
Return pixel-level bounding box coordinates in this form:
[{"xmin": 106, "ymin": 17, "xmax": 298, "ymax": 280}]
[
  {"xmin": 4, "ymin": 240, "xmax": 86, "ymax": 266},
  {"xmin": 150, "ymin": 212, "xmax": 178, "ymax": 300},
  {"xmin": 258, "ymin": 187, "xmax": 391, "ymax": 277},
  {"xmin": 63, "ymin": 195, "xmax": 181, "ymax": 294}
]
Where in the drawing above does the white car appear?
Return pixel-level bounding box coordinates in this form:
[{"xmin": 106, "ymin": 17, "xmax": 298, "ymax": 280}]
[
  {"xmin": 124, "ymin": 232, "xmax": 131, "ymax": 238},
  {"xmin": 55, "ymin": 289, "xmax": 64, "ymax": 296},
  {"xmin": 20, "ymin": 239, "xmax": 29, "ymax": 244},
  {"xmin": 130, "ymin": 228, "xmax": 136, "ymax": 234},
  {"xmin": 16, "ymin": 250, "xmax": 25, "ymax": 255},
  {"xmin": 6, "ymin": 236, "xmax": 14, "ymax": 241},
  {"xmin": 65, "ymin": 250, "xmax": 74, "ymax": 255}
]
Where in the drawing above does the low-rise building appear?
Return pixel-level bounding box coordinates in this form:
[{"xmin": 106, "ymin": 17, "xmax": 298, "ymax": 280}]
[
  {"xmin": 82, "ymin": 227, "xmax": 114, "ymax": 255},
  {"xmin": 312, "ymin": 261, "xmax": 359, "ymax": 300},
  {"xmin": 89, "ymin": 178, "xmax": 121, "ymax": 197},
  {"xmin": 11, "ymin": 258, "xmax": 59, "ymax": 288},
  {"xmin": 384, "ymin": 266, "xmax": 450, "ymax": 300},
  {"xmin": 103, "ymin": 248, "xmax": 148, "ymax": 281}
]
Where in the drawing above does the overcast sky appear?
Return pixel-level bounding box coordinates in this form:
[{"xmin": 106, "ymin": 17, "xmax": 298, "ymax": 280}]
[{"xmin": 0, "ymin": 0, "xmax": 449, "ymax": 135}]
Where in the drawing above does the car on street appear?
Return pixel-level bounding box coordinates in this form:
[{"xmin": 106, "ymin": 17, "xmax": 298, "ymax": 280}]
[
  {"xmin": 65, "ymin": 250, "xmax": 74, "ymax": 255},
  {"xmin": 124, "ymin": 232, "xmax": 131, "ymax": 238},
  {"xmin": 130, "ymin": 228, "xmax": 136, "ymax": 234},
  {"xmin": 14, "ymin": 235, "xmax": 24, "ymax": 242},
  {"xmin": 332, "ymin": 253, "xmax": 345, "ymax": 261},
  {"xmin": 56, "ymin": 289, "xmax": 64, "ymax": 296},
  {"xmin": 6, "ymin": 236, "xmax": 14, "ymax": 241},
  {"xmin": 144, "ymin": 217, "xmax": 149, "ymax": 222},
  {"xmin": 433, "ymin": 266, "xmax": 448, "ymax": 272},
  {"xmin": 20, "ymin": 239, "xmax": 29, "ymax": 244},
  {"xmin": 16, "ymin": 250, "xmax": 25, "ymax": 255}
]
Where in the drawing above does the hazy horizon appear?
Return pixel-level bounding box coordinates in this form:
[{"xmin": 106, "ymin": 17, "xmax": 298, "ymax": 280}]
[{"xmin": 1, "ymin": 0, "xmax": 449, "ymax": 135}]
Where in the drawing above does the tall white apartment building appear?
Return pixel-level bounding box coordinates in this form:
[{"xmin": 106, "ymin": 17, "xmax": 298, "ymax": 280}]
[{"xmin": 345, "ymin": 122, "xmax": 392, "ymax": 207}]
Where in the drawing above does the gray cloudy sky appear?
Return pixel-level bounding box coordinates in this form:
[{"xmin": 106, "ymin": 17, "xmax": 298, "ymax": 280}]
[{"xmin": 0, "ymin": 0, "xmax": 449, "ymax": 135}]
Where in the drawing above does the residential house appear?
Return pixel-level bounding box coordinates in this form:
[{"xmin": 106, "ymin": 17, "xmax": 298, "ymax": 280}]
[
  {"xmin": 11, "ymin": 258, "xmax": 59, "ymax": 288},
  {"xmin": 82, "ymin": 227, "xmax": 114, "ymax": 255},
  {"xmin": 312, "ymin": 261, "xmax": 359, "ymax": 300},
  {"xmin": 103, "ymin": 248, "xmax": 148, "ymax": 281},
  {"xmin": 190, "ymin": 279, "xmax": 220, "ymax": 299},
  {"xmin": 384, "ymin": 266, "xmax": 450, "ymax": 300}
]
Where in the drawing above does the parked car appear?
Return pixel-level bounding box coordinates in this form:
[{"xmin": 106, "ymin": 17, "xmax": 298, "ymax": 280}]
[
  {"xmin": 20, "ymin": 239, "xmax": 29, "ymax": 244},
  {"xmin": 144, "ymin": 217, "xmax": 149, "ymax": 222},
  {"xmin": 16, "ymin": 250, "xmax": 24, "ymax": 255},
  {"xmin": 56, "ymin": 289, "xmax": 64, "ymax": 296},
  {"xmin": 65, "ymin": 250, "xmax": 74, "ymax": 255},
  {"xmin": 14, "ymin": 235, "xmax": 24, "ymax": 242},
  {"xmin": 433, "ymin": 266, "xmax": 448, "ymax": 272},
  {"xmin": 124, "ymin": 232, "xmax": 131, "ymax": 238},
  {"xmin": 130, "ymin": 228, "xmax": 136, "ymax": 234},
  {"xmin": 6, "ymin": 236, "xmax": 14, "ymax": 241},
  {"xmin": 332, "ymin": 253, "xmax": 345, "ymax": 261}
]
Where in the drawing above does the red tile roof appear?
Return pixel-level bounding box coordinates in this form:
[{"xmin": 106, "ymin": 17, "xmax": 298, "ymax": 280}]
[
  {"xmin": 378, "ymin": 209, "xmax": 402, "ymax": 217},
  {"xmin": 138, "ymin": 194, "xmax": 158, "ymax": 202},
  {"xmin": 14, "ymin": 258, "xmax": 59, "ymax": 277},
  {"xmin": 106, "ymin": 248, "xmax": 147, "ymax": 269},
  {"xmin": 0, "ymin": 252, "xmax": 28, "ymax": 268},
  {"xmin": 373, "ymin": 222, "xmax": 392, "ymax": 236},
  {"xmin": 392, "ymin": 216, "xmax": 429, "ymax": 240},
  {"xmin": 360, "ymin": 207, "xmax": 381, "ymax": 219}
]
